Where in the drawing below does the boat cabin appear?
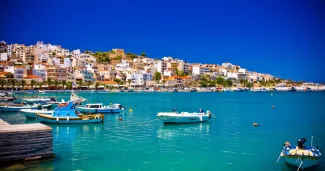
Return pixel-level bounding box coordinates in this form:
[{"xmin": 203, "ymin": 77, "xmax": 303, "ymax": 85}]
[{"xmin": 86, "ymin": 104, "xmax": 103, "ymax": 109}]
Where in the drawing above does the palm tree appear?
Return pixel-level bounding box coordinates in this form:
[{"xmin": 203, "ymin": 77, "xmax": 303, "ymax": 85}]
[
  {"xmin": 0, "ymin": 79, "xmax": 6, "ymax": 90},
  {"xmin": 31, "ymin": 80, "xmax": 36, "ymax": 89},
  {"xmin": 77, "ymin": 80, "xmax": 83, "ymax": 89},
  {"xmin": 61, "ymin": 80, "xmax": 66, "ymax": 90},
  {"xmin": 66, "ymin": 81, "xmax": 72, "ymax": 90},
  {"xmin": 127, "ymin": 79, "xmax": 131, "ymax": 87},
  {"xmin": 20, "ymin": 80, "xmax": 26, "ymax": 90},
  {"xmin": 86, "ymin": 81, "xmax": 93, "ymax": 89},
  {"xmin": 54, "ymin": 80, "xmax": 59, "ymax": 90},
  {"xmin": 47, "ymin": 78, "xmax": 53, "ymax": 88},
  {"xmin": 38, "ymin": 82, "xmax": 44, "ymax": 89},
  {"xmin": 95, "ymin": 81, "xmax": 100, "ymax": 92},
  {"xmin": 9, "ymin": 79, "xmax": 16, "ymax": 90}
]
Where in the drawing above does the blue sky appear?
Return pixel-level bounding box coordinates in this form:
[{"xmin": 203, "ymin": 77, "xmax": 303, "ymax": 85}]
[{"xmin": 1, "ymin": 0, "xmax": 325, "ymax": 82}]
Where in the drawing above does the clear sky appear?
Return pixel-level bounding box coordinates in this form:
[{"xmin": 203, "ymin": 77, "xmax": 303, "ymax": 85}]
[{"xmin": 1, "ymin": 0, "xmax": 325, "ymax": 82}]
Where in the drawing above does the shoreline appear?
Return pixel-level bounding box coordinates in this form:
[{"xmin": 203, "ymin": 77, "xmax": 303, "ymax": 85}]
[{"xmin": 0, "ymin": 89, "xmax": 324, "ymax": 94}]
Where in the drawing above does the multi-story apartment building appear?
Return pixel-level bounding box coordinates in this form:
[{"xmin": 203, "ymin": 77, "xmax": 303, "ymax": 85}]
[
  {"xmin": 14, "ymin": 66, "xmax": 28, "ymax": 80},
  {"xmin": 75, "ymin": 70, "xmax": 95, "ymax": 83},
  {"xmin": 155, "ymin": 61, "xmax": 167, "ymax": 73},
  {"xmin": 47, "ymin": 67, "xmax": 67, "ymax": 81}
]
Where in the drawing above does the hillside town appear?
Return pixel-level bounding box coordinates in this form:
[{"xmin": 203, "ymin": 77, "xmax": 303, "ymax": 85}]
[{"xmin": 0, "ymin": 40, "xmax": 323, "ymax": 92}]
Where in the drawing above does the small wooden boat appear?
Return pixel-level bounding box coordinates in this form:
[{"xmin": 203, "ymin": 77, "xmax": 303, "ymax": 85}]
[
  {"xmin": 279, "ymin": 137, "xmax": 322, "ymax": 170},
  {"xmin": 157, "ymin": 109, "xmax": 215, "ymax": 124},
  {"xmin": 36, "ymin": 101, "xmax": 104, "ymax": 124}
]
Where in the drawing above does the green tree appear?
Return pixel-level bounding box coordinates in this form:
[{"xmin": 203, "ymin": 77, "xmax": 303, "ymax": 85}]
[
  {"xmin": 61, "ymin": 80, "xmax": 66, "ymax": 89},
  {"xmin": 20, "ymin": 80, "xmax": 26, "ymax": 90},
  {"xmin": 154, "ymin": 72, "xmax": 162, "ymax": 82},
  {"xmin": 54, "ymin": 80, "xmax": 59, "ymax": 90},
  {"xmin": 47, "ymin": 78, "xmax": 53, "ymax": 88},
  {"xmin": 86, "ymin": 81, "xmax": 93, "ymax": 89},
  {"xmin": 128, "ymin": 53, "xmax": 138, "ymax": 59},
  {"xmin": 95, "ymin": 81, "xmax": 100, "ymax": 91},
  {"xmin": 175, "ymin": 68, "xmax": 179, "ymax": 76},
  {"xmin": 224, "ymin": 79, "xmax": 233, "ymax": 87},
  {"xmin": 207, "ymin": 80, "xmax": 216, "ymax": 87},
  {"xmin": 199, "ymin": 75, "xmax": 209, "ymax": 87},
  {"xmin": 9, "ymin": 79, "xmax": 16, "ymax": 90},
  {"xmin": 66, "ymin": 81, "xmax": 72, "ymax": 89},
  {"xmin": 31, "ymin": 80, "xmax": 36, "ymax": 89},
  {"xmin": 216, "ymin": 76, "xmax": 225, "ymax": 86},
  {"xmin": 0, "ymin": 79, "xmax": 6, "ymax": 89},
  {"xmin": 113, "ymin": 78, "xmax": 122, "ymax": 85},
  {"xmin": 260, "ymin": 80, "xmax": 267, "ymax": 87},
  {"xmin": 111, "ymin": 55, "xmax": 122, "ymax": 60},
  {"xmin": 140, "ymin": 52, "xmax": 146, "ymax": 57},
  {"xmin": 77, "ymin": 80, "xmax": 83, "ymax": 89},
  {"xmin": 38, "ymin": 82, "xmax": 44, "ymax": 89},
  {"xmin": 127, "ymin": 79, "xmax": 132, "ymax": 87}
]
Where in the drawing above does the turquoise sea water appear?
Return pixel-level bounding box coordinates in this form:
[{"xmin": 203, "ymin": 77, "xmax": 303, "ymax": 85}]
[{"xmin": 1, "ymin": 92, "xmax": 325, "ymax": 171}]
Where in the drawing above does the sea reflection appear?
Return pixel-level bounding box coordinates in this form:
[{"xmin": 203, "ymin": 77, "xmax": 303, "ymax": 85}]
[{"xmin": 156, "ymin": 123, "xmax": 211, "ymax": 140}]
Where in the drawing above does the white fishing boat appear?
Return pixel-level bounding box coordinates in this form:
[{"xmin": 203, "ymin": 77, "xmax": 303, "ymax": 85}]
[
  {"xmin": 157, "ymin": 109, "xmax": 215, "ymax": 124},
  {"xmin": 0, "ymin": 103, "xmax": 40, "ymax": 112},
  {"xmin": 23, "ymin": 97, "xmax": 56, "ymax": 105},
  {"xmin": 278, "ymin": 137, "xmax": 322, "ymax": 170},
  {"xmin": 20, "ymin": 108, "xmax": 53, "ymax": 119},
  {"xmin": 38, "ymin": 90, "xmax": 46, "ymax": 94},
  {"xmin": 76, "ymin": 103, "xmax": 123, "ymax": 114},
  {"xmin": 20, "ymin": 94, "xmax": 87, "ymax": 119}
]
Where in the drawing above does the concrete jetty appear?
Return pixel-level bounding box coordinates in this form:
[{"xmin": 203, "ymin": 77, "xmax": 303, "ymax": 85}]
[{"xmin": 0, "ymin": 119, "xmax": 54, "ymax": 164}]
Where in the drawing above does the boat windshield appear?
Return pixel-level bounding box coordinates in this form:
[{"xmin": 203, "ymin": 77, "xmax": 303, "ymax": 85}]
[
  {"xmin": 88, "ymin": 105, "xmax": 101, "ymax": 108},
  {"xmin": 171, "ymin": 108, "xmax": 177, "ymax": 112}
]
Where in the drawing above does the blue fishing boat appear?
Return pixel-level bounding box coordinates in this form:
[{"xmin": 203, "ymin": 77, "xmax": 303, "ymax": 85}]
[
  {"xmin": 279, "ymin": 137, "xmax": 322, "ymax": 170},
  {"xmin": 36, "ymin": 101, "xmax": 104, "ymax": 124}
]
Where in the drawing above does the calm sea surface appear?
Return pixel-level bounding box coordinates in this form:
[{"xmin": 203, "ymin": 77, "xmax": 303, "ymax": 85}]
[{"xmin": 1, "ymin": 92, "xmax": 325, "ymax": 171}]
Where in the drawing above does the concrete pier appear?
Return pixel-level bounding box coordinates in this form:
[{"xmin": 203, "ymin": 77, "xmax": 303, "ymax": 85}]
[{"xmin": 0, "ymin": 119, "xmax": 54, "ymax": 164}]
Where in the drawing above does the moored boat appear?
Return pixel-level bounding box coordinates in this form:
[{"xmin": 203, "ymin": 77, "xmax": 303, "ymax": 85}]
[
  {"xmin": 38, "ymin": 90, "xmax": 46, "ymax": 94},
  {"xmin": 279, "ymin": 137, "xmax": 322, "ymax": 170},
  {"xmin": 76, "ymin": 103, "xmax": 123, "ymax": 114},
  {"xmin": 157, "ymin": 109, "xmax": 214, "ymax": 124},
  {"xmin": 23, "ymin": 97, "xmax": 57, "ymax": 105},
  {"xmin": 36, "ymin": 101, "xmax": 104, "ymax": 124},
  {"xmin": 20, "ymin": 108, "xmax": 53, "ymax": 119},
  {"xmin": 0, "ymin": 103, "xmax": 40, "ymax": 112}
]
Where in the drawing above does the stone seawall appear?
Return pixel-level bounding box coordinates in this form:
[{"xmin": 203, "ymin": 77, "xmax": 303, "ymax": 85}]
[{"xmin": 0, "ymin": 119, "xmax": 54, "ymax": 163}]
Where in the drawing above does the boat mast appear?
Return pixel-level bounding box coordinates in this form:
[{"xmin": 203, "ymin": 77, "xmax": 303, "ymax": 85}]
[{"xmin": 311, "ymin": 136, "xmax": 313, "ymax": 147}]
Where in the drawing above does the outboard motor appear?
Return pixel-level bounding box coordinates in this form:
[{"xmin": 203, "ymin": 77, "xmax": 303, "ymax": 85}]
[
  {"xmin": 50, "ymin": 97, "xmax": 56, "ymax": 102},
  {"xmin": 298, "ymin": 138, "xmax": 307, "ymax": 149}
]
